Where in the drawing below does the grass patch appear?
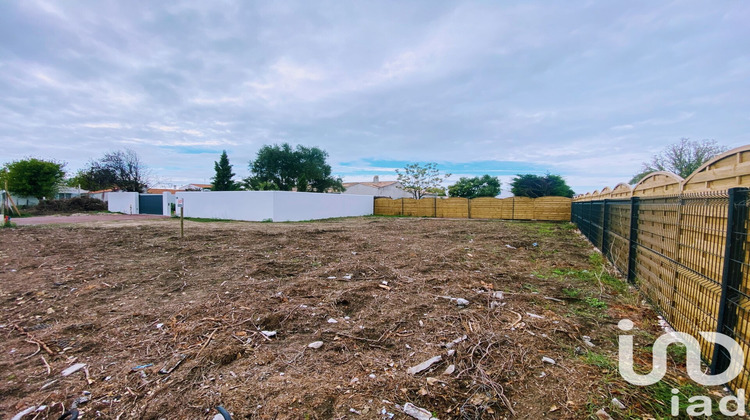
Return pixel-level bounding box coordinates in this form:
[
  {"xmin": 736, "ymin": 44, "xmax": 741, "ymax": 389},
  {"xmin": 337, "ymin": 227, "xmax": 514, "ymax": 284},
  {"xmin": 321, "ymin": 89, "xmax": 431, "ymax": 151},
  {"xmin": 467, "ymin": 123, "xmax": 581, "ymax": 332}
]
[
  {"xmin": 638, "ymin": 380, "xmax": 732, "ymax": 419},
  {"xmin": 522, "ymin": 283, "xmax": 540, "ymax": 293},
  {"xmin": 182, "ymin": 217, "xmax": 239, "ymax": 223},
  {"xmin": 589, "ymin": 252, "xmax": 605, "ymax": 266},
  {"xmin": 584, "ymin": 296, "xmax": 608, "ymax": 309},
  {"xmin": 546, "ymin": 253, "xmax": 629, "ymax": 295},
  {"xmin": 535, "ymin": 223, "xmax": 558, "ymax": 237},
  {"xmin": 582, "ymin": 351, "xmax": 616, "ymax": 371},
  {"xmin": 562, "ymin": 287, "xmax": 582, "ymax": 298}
]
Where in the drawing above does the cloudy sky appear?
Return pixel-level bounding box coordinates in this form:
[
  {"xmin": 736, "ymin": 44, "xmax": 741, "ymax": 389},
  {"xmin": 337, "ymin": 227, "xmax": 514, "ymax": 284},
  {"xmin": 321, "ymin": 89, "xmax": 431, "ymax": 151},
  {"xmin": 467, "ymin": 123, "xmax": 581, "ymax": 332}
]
[{"xmin": 1, "ymin": 1, "xmax": 749, "ymax": 195}]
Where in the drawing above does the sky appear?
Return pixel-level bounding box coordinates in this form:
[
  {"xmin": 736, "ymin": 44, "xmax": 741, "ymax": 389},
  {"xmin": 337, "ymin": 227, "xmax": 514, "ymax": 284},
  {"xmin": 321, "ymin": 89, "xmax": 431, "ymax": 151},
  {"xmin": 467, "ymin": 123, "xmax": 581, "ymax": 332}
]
[{"xmin": 1, "ymin": 1, "xmax": 749, "ymax": 195}]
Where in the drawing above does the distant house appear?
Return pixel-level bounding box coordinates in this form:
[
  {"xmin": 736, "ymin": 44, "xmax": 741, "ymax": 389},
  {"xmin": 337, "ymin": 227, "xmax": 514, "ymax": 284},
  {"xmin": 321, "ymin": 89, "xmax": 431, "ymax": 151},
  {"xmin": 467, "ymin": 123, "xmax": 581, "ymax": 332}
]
[
  {"xmin": 146, "ymin": 188, "xmax": 183, "ymax": 195},
  {"xmin": 56, "ymin": 186, "xmax": 88, "ymax": 200},
  {"xmin": 86, "ymin": 189, "xmax": 114, "ymax": 202},
  {"xmin": 1, "ymin": 186, "xmax": 89, "ymax": 207},
  {"xmin": 180, "ymin": 183, "xmax": 212, "ymax": 191},
  {"xmin": 146, "ymin": 184, "xmax": 213, "ymax": 194},
  {"xmin": 342, "ymin": 176, "xmax": 411, "ymax": 199}
]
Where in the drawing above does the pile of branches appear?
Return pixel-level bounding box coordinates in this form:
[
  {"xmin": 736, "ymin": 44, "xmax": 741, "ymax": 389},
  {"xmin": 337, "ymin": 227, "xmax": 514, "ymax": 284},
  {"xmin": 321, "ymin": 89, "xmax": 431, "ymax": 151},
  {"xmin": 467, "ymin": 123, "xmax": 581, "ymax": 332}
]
[{"xmin": 32, "ymin": 197, "xmax": 107, "ymax": 214}]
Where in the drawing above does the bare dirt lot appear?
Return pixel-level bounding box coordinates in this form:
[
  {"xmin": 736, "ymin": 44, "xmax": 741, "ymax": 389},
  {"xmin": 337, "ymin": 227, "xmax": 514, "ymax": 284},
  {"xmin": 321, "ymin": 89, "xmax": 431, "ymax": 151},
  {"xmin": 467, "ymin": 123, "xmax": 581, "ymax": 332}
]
[
  {"xmin": 12, "ymin": 214, "xmax": 167, "ymax": 226},
  {"xmin": 0, "ymin": 217, "xmax": 723, "ymax": 419}
]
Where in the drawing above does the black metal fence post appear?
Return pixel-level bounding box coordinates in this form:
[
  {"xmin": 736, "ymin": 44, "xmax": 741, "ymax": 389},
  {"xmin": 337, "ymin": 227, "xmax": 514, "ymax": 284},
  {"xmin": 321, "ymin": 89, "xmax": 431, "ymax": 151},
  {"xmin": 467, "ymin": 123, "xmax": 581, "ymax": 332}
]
[
  {"xmin": 712, "ymin": 187, "xmax": 749, "ymax": 374},
  {"xmin": 627, "ymin": 197, "xmax": 640, "ymax": 283},
  {"xmin": 601, "ymin": 199, "xmax": 610, "ymax": 259}
]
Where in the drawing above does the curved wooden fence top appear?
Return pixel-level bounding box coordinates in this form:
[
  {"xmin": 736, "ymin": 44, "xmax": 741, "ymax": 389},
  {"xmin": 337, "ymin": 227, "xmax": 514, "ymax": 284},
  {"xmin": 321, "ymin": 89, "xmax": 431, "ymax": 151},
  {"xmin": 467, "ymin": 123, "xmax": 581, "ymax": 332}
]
[
  {"xmin": 611, "ymin": 183, "xmax": 632, "ymax": 199},
  {"xmin": 682, "ymin": 145, "xmax": 750, "ymax": 193},
  {"xmin": 632, "ymin": 171, "xmax": 683, "ymax": 197},
  {"xmin": 575, "ymin": 143, "xmax": 750, "ymax": 199}
]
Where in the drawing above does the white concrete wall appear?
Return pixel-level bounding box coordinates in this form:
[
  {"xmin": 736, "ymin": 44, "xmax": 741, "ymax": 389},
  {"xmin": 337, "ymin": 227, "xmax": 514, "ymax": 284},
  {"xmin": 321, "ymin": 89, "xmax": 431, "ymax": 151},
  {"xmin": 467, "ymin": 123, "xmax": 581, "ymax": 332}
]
[
  {"xmin": 9, "ymin": 195, "xmax": 39, "ymax": 207},
  {"xmin": 342, "ymin": 182, "xmax": 411, "ymax": 199},
  {"xmin": 162, "ymin": 192, "xmax": 175, "ymax": 216},
  {"xmin": 380, "ymin": 183, "xmax": 411, "ymax": 199},
  {"xmin": 175, "ymin": 191, "xmax": 275, "ymax": 221},
  {"xmin": 108, "ymin": 192, "xmax": 139, "ymax": 214},
  {"xmin": 172, "ymin": 191, "xmax": 373, "ymax": 222},
  {"xmin": 272, "ymin": 191, "xmax": 373, "ymax": 222},
  {"xmin": 343, "ymin": 184, "xmax": 379, "ymax": 196},
  {"xmin": 87, "ymin": 191, "xmax": 109, "ymax": 202}
]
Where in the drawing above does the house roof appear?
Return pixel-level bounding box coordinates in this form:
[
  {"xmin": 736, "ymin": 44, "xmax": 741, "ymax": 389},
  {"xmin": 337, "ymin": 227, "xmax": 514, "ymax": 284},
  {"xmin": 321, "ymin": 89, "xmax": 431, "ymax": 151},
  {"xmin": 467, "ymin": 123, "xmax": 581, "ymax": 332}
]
[
  {"xmin": 147, "ymin": 188, "xmax": 183, "ymax": 194},
  {"xmin": 342, "ymin": 181, "xmax": 399, "ymax": 188},
  {"xmin": 188, "ymin": 183, "xmax": 213, "ymax": 189},
  {"xmin": 58, "ymin": 186, "xmax": 89, "ymax": 193}
]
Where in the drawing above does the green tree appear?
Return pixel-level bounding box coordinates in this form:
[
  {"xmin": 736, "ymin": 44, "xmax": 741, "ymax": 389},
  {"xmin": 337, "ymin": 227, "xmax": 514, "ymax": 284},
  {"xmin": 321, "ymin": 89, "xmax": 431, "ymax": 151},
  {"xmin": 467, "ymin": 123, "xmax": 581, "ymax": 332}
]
[
  {"xmin": 65, "ymin": 168, "xmax": 112, "ymax": 191},
  {"xmin": 395, "ymin": 163, "xmax": 451, "ymax": 199},
  {"xmin": 1, "ymin": 158, "xmax": 66, "ymax": 199},
  {"xmin": 448, "ymin": 175, "xmax": 501, "ymax": 198},
  {"xmin": 510, "ymin": 173, "xmax": 574, "ymax": 198},
  {"xmin": 629, "ymin": 138, "xmax": 728, "ymax": 184},
  {"xmin": 75, "ymin": 149, "xmax": 150, "ymax": 192},
  {"xmin": 425, "ymin": 187, "xmax": 447, "ymax": 197},
  {"xmin": 245, "ymin": 143, "xmax": 344, "ymax": 192},
  {"xmin": 211, "ymin": 150, "xmax": 237, "ymax": 191}
]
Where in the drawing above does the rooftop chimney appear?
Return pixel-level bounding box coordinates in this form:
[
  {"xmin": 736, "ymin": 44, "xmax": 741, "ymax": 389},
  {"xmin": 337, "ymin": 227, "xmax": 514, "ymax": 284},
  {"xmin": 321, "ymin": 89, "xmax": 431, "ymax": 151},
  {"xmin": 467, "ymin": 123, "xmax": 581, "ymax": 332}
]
[{"xmin": 373, "ymin": 175, "xmax": 380, "ymax": 182}]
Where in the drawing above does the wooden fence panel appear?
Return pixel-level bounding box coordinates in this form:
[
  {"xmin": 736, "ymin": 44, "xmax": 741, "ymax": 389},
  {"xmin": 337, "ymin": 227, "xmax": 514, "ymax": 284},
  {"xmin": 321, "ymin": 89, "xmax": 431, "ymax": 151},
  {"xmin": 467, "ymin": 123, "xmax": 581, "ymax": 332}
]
[
  {"xmin": 572, "ymin": 145, "xmax": 750, "ymax": 396},
  {"xmin": 512, "ymin": 197, "xmax": 535, "ymax": 220},
  {"xmin": 437, "ymin": 197, "xmax": 469, "ymax": 218},
  {"xmin": 533, "ymin": 196, "xmax": 572, "ymax": 221},
  {"xmin": 402, "ymin": 198, "xmax": 419, "ymax": 217},
  {"xmin": 373, "ymin": 196, "xmax": 572, "ymax": 221},
  {"xmin": 374, "ymin": 198, "xmax": 401, "ymax": 216},
  {"xmin": 470, "ymin": 197, "xmax": 512, "ymax": 219},
  {"xmin": 415, "ymin": 198, "xmax": 437, "ymax": 217}
]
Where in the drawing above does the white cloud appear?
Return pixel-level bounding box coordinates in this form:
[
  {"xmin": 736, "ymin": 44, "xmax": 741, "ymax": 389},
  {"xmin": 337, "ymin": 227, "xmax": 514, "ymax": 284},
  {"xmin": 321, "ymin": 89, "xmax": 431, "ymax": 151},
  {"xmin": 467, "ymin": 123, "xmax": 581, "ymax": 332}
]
[
  {"xmin": 77, "ymin": 122, "xmax": 127, "ymax": 129},
  {"xmin": 0, "ymin": 1, "xmax": 748, "ymax": 187}
]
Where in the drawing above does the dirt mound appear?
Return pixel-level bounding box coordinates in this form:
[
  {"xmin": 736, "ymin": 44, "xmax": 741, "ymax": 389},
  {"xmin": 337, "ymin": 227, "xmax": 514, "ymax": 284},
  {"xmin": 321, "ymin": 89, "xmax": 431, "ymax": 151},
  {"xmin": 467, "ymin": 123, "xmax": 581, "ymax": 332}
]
[{"xmin": 30, "ymin": 197, "xmax": 108, "ymax": 215}]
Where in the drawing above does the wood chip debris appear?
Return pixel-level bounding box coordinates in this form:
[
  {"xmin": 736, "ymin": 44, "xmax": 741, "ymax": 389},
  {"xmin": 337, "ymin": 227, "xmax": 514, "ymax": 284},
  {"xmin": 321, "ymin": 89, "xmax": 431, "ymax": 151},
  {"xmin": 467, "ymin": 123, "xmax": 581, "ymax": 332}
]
[
  {"xmin": 61, "ymin": 363, "xmax": 86, "ymax": 377},
  {"xmin": 407, "ymin": 355, "xmax": 442, "ymax": 375},
  {"xmin": 401, "ymin": 402, "xmax": 438, "ymax": 420}
]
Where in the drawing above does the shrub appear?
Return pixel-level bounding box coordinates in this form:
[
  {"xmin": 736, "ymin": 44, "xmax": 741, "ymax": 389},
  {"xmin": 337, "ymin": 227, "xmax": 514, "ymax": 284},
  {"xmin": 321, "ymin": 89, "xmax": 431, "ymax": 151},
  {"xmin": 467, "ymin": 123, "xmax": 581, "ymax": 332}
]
[{"xmin": 33, "ymin": 197, "xmax": 107, "ymax": 214}]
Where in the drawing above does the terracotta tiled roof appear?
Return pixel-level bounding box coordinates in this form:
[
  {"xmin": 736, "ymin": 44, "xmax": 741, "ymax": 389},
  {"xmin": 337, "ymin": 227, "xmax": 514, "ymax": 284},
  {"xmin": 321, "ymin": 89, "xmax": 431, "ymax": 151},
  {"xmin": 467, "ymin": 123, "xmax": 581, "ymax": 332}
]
[{"xmin": 147, "ymin": 188, "xmax": 183, "ymax": 194}]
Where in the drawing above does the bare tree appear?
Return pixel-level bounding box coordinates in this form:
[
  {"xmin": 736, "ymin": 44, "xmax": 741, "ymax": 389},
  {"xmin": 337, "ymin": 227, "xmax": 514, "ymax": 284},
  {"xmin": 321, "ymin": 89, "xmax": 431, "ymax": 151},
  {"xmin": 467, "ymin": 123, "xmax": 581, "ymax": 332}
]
[
  {"xmin": 629, "ymin": 138, "xmax": 728, "ymax": 184},
  {"xmin": 75, "ymin": 149, "xmax": 151, "ymax": 192}
]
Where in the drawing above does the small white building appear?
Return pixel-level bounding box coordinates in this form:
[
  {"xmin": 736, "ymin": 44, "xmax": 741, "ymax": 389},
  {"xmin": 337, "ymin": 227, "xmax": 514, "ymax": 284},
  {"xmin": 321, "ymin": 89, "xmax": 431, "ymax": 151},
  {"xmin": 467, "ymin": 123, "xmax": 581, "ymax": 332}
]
[
  {"xmin": 179, "ymin": 183, "xmax": 212, "ymax": 191},
  {"xmin": 56, "ymin": 186, "xmax": 89, "ymax": 199},
  {"xmin": 342, "ymin": 176, "xmax": 412, "ymax": 199},
  {"xmin": 1, "ymin": 186, "xmax": 89, "ymax": 207}
]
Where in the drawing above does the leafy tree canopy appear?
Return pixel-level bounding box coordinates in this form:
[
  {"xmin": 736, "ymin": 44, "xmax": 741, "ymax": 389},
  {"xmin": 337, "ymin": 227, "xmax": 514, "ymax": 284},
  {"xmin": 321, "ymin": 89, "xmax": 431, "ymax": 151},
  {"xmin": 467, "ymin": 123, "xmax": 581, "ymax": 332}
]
[
  {"xmin": 1, "ymin": 158, "xmax": 66, "ymax": 199},
  {"xmin": 245, "ymin": 143, "xmax": 343, "ymax": 192},
  {"xmin": 448, "ymin": 175, "xmax": 501, "ymax": 198},
  {"xmin": 211, "ymin": 150, "xmax": 237, "ymax": 191},
  {"xmin": 425, "ymin": 187, "xmax": 447, "ymax": 197},
  {"xmin": 629, "ymin": 138, "xmax": 728, "ymax": 184},
  {"xmin": 395, "ymin": 163, "xmax": 451, "ymax": 199},
  {"xmin": 510, "ymin": 173, "xmax": 574, "ymax": 198}
]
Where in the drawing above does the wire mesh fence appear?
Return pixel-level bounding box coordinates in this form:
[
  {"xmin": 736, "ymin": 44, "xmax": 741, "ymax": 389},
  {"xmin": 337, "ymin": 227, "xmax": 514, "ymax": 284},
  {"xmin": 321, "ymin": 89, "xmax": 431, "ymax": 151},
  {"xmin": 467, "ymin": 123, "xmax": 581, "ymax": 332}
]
[{"xmin": 571, "ymin": 188, "xmax": 750, "ymax": 395}]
